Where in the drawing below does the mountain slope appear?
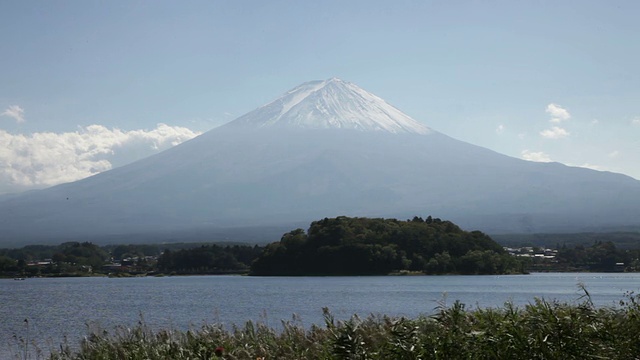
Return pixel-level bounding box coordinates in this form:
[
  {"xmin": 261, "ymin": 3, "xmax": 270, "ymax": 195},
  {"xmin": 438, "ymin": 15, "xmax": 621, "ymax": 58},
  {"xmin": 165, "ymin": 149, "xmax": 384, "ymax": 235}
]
[{"xmin": 1, "ymin": 78, "xmax": 639, "ymax": 245}]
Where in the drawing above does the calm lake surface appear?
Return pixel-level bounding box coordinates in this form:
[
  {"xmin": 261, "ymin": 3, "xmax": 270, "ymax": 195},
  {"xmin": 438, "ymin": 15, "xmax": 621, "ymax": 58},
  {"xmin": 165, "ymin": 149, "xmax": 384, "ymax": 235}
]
[{"xmin": 2, "ymin": 273, "xmax": 640, "ymax": 357}]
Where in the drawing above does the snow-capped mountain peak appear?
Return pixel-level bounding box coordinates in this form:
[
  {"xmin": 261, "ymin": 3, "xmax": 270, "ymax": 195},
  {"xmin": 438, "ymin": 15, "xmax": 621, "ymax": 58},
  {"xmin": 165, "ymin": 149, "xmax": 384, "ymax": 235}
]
[{"xmin": 226, "ymin": 78, "xmax": 432, "ymax": 134}]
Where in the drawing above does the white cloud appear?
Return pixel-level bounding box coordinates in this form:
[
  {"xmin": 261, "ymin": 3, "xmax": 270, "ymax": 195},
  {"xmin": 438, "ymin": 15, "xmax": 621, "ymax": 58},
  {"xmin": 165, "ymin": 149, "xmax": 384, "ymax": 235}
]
[
  {"xmin": 608, "ymin": 150, "xmax": 619, "ymax": 158},
  {"xmin": 521, "ymin": 150, "xmax": 552, "ymax": 162},
  {"xmin": 0, "ymin": 123, "xmax": 200, "ymax": 194},
  {"xmin": 632, "ymin": 118, "xmax": 640, "ymax": 126},
  {"xmin": 540, "ymin": 126, "xmax": 570, "ymax": 139},
  {"xmin": 546, "ymin": 103, "xmax": 570, "ymax": 123},
  {"xmin": 495, "ymin": 124, "xmax": 505, "ymax": 134},
  {"xmin": 1, "ymin": 105, "xmax": 25, "ymax": 123}
]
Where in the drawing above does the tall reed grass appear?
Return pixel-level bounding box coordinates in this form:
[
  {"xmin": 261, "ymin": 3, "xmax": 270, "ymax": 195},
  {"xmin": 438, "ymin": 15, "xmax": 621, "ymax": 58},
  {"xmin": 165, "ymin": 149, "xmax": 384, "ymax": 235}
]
[{"xmin": 20, "ymin": 289, "xmax": 640, "ymax": 359}]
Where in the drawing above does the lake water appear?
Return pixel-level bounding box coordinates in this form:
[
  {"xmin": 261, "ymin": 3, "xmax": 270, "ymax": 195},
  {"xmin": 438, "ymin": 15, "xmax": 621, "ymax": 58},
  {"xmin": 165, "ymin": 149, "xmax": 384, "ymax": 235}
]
[{"xmin": 2, "ymin": 273, "xmax": 640, "ymax": 358}]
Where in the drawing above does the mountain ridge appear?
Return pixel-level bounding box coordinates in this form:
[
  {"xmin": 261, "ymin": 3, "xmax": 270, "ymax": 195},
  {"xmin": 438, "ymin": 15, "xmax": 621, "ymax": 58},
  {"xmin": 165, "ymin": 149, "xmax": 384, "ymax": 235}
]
[{"xmin": 0, "ymin": 79, "xmax": 639, "ymax": 246}]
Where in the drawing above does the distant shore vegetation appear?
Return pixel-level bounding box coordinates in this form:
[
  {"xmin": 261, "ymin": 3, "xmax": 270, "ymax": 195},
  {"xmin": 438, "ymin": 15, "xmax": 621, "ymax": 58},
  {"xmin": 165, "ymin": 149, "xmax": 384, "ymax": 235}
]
[
  {"xmin": 1, "ymin": 215, "xmax": 640, "ymax": 278},
  {"xmin": 251, "ymin": 216, "xmax": 521, "ymax": 275}
]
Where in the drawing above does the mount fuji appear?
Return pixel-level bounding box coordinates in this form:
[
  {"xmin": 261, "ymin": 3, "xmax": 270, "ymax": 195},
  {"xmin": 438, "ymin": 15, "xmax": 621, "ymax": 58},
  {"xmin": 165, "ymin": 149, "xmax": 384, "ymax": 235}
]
[
  {"xmin": 1, "ymin": 78, "xmax": 640, "ymax": 246},
  {"xmin": 226, "ymin": 78, "xmax": 431, "ymax": 134}
]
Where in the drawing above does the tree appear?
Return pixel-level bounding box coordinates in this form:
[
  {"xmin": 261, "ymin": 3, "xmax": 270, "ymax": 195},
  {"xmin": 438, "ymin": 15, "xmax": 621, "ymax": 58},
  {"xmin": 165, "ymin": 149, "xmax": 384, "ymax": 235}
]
[{"xmin": 251, "ymin": 216, "xmax": 521, "ymax": 276}]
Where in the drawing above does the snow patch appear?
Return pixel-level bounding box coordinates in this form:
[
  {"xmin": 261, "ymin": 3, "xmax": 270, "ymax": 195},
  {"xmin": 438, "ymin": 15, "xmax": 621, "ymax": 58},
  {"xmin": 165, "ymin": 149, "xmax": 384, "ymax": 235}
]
[
  {"xmin": 227, "ymin": 78, "xmax": 432, "ymax": 135},
  {"xmin": 279, "ymin": 80, "xmax": 327, "ymax": 115}
]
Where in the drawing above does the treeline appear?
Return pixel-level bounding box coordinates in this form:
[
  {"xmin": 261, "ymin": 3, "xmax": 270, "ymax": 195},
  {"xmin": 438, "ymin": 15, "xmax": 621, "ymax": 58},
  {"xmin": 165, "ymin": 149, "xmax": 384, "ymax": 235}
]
[
  {"xmin": 556, "ymin": 241, "xmax": 640, "ymax": 272},
  {"xmin": 0, "ymin": 241, "xmax": 262, "ymax": 277},
  {"xmin": 516, "ymin": 240, "xmax": 640, "ymax": 272},
  {"xmin": 251, "ymin": 216, "xmax": 522, "ymax": 275},
  {"xmin": 0, "ymin": 242, "xmax": 110, "ymax": 277},
  {"xmin": 157, "ymin": 245, "xmax": 263, "ymax": 274},
  {"xmin": 0, "ymin": 216, "xmax": 524, "ymax": 277},
  {"xmin": 6, "ymin": 216, "xmax": 638, "ymax": 278},
  {"xmin": 494, "ymin": 231, "xmax": 640, "ymax": 250}
]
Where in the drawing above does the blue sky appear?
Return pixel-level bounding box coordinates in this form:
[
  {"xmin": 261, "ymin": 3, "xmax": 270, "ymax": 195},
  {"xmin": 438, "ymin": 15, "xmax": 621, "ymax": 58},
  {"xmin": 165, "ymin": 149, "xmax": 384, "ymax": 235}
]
[{"xmin": 1, "ymin": 1, "xmax": 639, "ymax": 194}]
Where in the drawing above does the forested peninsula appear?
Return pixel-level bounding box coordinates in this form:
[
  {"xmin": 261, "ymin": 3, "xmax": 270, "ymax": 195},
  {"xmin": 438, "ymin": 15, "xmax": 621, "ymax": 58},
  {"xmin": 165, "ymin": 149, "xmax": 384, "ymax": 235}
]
[{"xmin": 250, "ymin": 216, "xmax": 522, "ymax": 275}]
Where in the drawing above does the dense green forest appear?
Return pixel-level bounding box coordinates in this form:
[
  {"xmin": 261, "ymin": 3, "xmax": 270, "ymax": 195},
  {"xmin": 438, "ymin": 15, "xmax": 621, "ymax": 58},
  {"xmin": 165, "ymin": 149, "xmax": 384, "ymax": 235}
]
[
  {"xmin": 251, "ymin": 216, "xmax": 522, "ymax": 275},
  {"xmin": 157, "ymin": 244, "xmax": 263, "ymax": 274},
  {"xmin": 554, "ymin": 241, "xmax": 640, "ymax": 272},
  {"xmin": 3, "ymin": 216, "xmax": 640, "ymax": 277},
  {"xmin": 0, "ymin": 242, "xmax": 111, "ymax": 277},
  {"xmin": 0, "ymin": 241, "xmax": 260, "ymax": 277}
]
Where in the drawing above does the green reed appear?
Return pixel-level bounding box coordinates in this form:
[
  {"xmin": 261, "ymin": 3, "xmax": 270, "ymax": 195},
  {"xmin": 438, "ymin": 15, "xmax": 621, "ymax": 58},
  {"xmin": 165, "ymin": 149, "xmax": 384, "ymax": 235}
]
[{"xmin": 44, "ymin": 290, "xmax": 640, "ymax": 360}]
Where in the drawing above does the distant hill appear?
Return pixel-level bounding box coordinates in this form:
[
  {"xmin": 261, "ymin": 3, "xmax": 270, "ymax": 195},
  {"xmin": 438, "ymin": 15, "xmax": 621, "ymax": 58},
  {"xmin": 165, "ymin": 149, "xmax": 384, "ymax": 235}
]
[
  {"xmin": 250, "ymin": 216, "xmax": 521, "ymax": 275},
  {"xmin": 1, "ymin": 78, "xmax": 640, "ymax": 246}
]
